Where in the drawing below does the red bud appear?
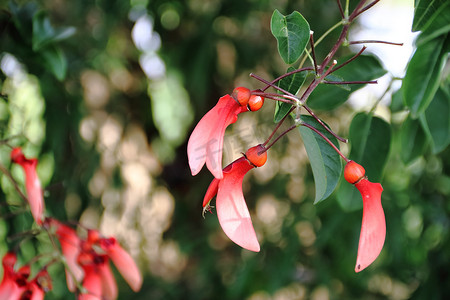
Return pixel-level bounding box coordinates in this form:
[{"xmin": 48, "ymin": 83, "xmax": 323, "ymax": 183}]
[
  {"xmin": 344, "ymin": 161, "xmax": 366, "ymax": 184},
  {"xmin": 245, "ymin": 144, "xmax": 267, "ymax": 167}
]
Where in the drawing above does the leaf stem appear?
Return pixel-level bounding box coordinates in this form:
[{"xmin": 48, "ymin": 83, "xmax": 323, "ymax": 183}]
[
  {"xmin": 309, "ymin": 31, "xmax": 319, "ymax": 74},
  {"xmin": 336, "ymin": 0, "xmax": 345, "ymax": 19},
  {"xmin": 265, "ymin": 124, "xmax": 298, "ymax": 151},
  {"xmin": 330, "ymin": 46, "xmax": 366, "ymax": 74},
  {"xmin": 258, "ymin": 67, "xmax": 314, "ymax": 92}
]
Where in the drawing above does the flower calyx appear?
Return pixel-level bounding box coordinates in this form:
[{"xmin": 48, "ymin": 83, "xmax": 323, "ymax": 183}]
[
  {"xmin": 344, "ymin": 160, "xmax": 366, "ymax": 184},
  {"xmin": 244, "ymin": 144, "xmax": 267, "ymax": 167},
  {"xmin": 232, "ymin": 87, "xmax": 265, "ymax": 112}
]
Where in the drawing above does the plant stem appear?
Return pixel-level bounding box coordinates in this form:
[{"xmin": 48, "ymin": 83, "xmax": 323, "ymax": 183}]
[
  {"xmin": 336, "ymin": 0, "xmax": 345, "ymax": 19},
  {"xmin": 324, "ymin": 80, "xmax": 377, "ymax": 85},
  {"xmin": 265, "ymin": 124, "xmax": 298, "ymax": 151},
  {"xmin": 0, "ymin": 164, "xmax": 28, "ymax": 202},
  {"xmin": 330, "ymin": 46, "xmax": 366, "ymax": 74},
  {"xmin": 300, "ymin": 122, "xmax": 349, "ymax": 162},
  {"xmin": 251, "ymin": 91, "xmax": 295, "ymax": 104},
  {"xmin": 251, "ymin": 73, "xmax": 294, "ymax": 96},
  {"xmin": 310, "ymin": 32, "xmax": 319, "ymax": 74},
  {"xmin": 349, "ymin": 40, "xmax": 403, "ymax": 46},
  {"xmin": 258, "ymin": 67, "xmax": 314, "ymax": 92},
  {"xmin": 351, "ymin": 0, "xmax": 381, "ymax": 20}
]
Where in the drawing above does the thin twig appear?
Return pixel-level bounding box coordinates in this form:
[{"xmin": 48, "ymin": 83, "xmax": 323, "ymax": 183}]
[
  {"xmin": 0, "ymin": 164, "xmax": 28, "ymax": 202},
  {"xmin": 350, "ymin": 40, "xmax": 403, "ymax": 46},
  {"xmin": 336, "ymin": 0, "xmax": 345, "ymax": 19},
  {"xmin": 265, "ymin": 125, "xmax": 298, "ymax": 150},
  {"xmin": 330, "ymin": 46, "xmax": 366, "ymax": 74},
  {"xmin": 259, "ymin": 67, "xmax": 314, "ymax": 92},
  {"xmin": 349, "ymin": 0, "xmax": 370, "ymax": 21},
  {"xmin": 310, "ymin": 32, "xmax": 319, "ymax": 74},
  {"xmin": 302, "ymin": 105, "xmax": 348, "ymax": 142},
  {"xmin": 251, "ymin": 73, "xmax": 294, "ymax": 97},
  {"xmin": 351, "ymin": 0, "xmax": 381, "ymax": 20},
  {"xmin": 324, "ymin": 80, "xmax": 377, "ymax": 85}
]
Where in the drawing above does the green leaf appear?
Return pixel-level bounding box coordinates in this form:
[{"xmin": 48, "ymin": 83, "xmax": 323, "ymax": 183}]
[
  {"xmin": 403, "ymin": 34, "xmax": 448, "ymax": 118},
  {"xmin": 270, "ymin": 9, "xmax": 310, "ymax": 65},
  {"xmin": 420, "ymin": 87, "xmax": 450, "ymax": 153},
  {"xmin": 40, "ymin": 45, "xmax": 67, "ymax": 80},
  {"xmin": 299, "ymin": 115, "xmax": 342, "ymax": 204},
  {"xmin": 390, "ymin": 89, "xmax": 405, "ymax": 113},
  {"xmin": 32, "ymin": 10, "xmax": 76, "ymax": 51},
  {"xmin": 416, "ymin": 1, "xmax": 450, "ymax": 45},
  {"xmin": 412, "ymin": 0, "xmax": 447, "ymax": 32},
  {"xmin": 274, "ymin": 67, "xmax": 307, "ymax": 123},
  {"xmin": 337, "ymin": 112, "xmax": 391, "ymax": 212},
  {"xmin": 400, "ymin": 115, "xmax": 429, "ymax": 164},
  {"xmin": 307, "ymin": 55, "xmax": 386, "ymax": 110}
]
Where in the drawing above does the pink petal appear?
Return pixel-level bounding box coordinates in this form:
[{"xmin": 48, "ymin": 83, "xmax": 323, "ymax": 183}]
[
  {"xmin": 52, "ymin": 222, "xmax": 83, "ymax": 291},
  {"xmin": 79, "ymin": 265, "xmax": 102, "ymax": 300},
  {"xmin": 98, "ymin": 259, "xmax": 118, "ymax": 300},
  {"xmin": 187, "ymin": 95, "xmax": 246, "ymax": 179},
  {"xmin": 100, "ymin": 238, "xmax": 142, "ymax": 292},
  {"xmin": 202, "ymin": 178, "xmax": 219, "ymax": 209},
  {"xmin": 354, "ymin": 179, "xmax": 385, "ymax": 272},
  {"xmin": 216, "ymin": 157, "xmax": 260, "ymax": 252}
]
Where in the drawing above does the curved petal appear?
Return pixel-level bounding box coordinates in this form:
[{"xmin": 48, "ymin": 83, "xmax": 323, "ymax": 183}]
[
  {"xmin": 53, "ymin": 221, "xmax": 83, "ymax": 291},
  {"xmin": 99, "ymin": 238, "xmax": 142, "ymax": 292},
  {"xmin": 216, "ymin": 157, "xmax": 260, "ymax": 252},
  {"xmin": 98, "ymin": 259, "xmax": 117, "ymax": 300},
  {"xmin": 79, "ymin": 265, "xmax": 102, "ymax": 300},
  {"xmin": 354, "ymin": 179, "xmax": 385, "ymax": 272},
  {"xmin": 187, "ymin": 95, "xmax": 246, "ymax": 179}
]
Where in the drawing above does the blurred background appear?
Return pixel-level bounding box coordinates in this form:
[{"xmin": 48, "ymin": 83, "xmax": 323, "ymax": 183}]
[{"xmin": 0, "ymin": 0, "xmax": 449, "ymax": 299}]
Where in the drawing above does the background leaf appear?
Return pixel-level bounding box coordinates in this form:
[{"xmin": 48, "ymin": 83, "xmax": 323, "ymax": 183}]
[
  {"xmin": 274, "ymin": 67, "xmax": 307, "ymax": 123},
  {"xmin": 337, "ymin": 112, "xmax": 391, "ymax": 211},
  {"xmin": 402, "ymin": 34, "xmax": 448, "ymax": 118},
  {"xmin": 419, "ymin": 87, "xmax": 450, "ymax": 153},
  {"xmin": 270, "ymin": 9, "xmax": 310, "ymax": 64},
  {"xmin": 299, "ymin": 115, "xmax": 342, "ymax": 204},
  {"xmin": 32, "ymin": 10, "xmax": 76, "ymax": 51},
  {"xmin": 400, "ymin": 115, "xmax": 429, "ymax": 164},
  {"xmin": 307, "ymin": 55, "xmax": 386, "ymax": 110},
  {"xmin": 412, "ymin": 0, "xmax": 447, "ymax": 32},
  {"xmin": 415, "ymin": 1, "xmax": 450, "ymax": 45}
]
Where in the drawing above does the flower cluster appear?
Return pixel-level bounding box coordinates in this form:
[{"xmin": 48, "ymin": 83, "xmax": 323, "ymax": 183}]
[
  {"xmin": 1, "ymin": 148, "xmax": 142, "ymax": 299},
  {"xmin": 188, "ymin": 86, "xmax": 386, "ymax": 272},
  {"xmin": 0, "ymin": 252, "xmax": 52, "ymax": 300}
]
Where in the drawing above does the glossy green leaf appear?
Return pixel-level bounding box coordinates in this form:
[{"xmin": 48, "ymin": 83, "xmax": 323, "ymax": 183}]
[
  {"xmin": 412, "ymin": 0, "xmax": 447, "ymax": 32},
  {"xmin": 32, "ymin": 10, "xmax": 76, "ymax": 51},
  {"xmin": 270, "ymin": 9, "xmax": 310, "ymax": 64},
  {"xmin": 416, "ymin": 1, "xmax": 450, "ymax": 45},
  {"xmin": 403, "ymin": 35, "xmax": 448, "ymax": 118},
  {"xmin": 337, "ymin": 112, "xmax": 391, "ymax": 212},
  {"xmin": 299, "ymin": 115, "xmax": 342, "ymax": 204},
  {"xmin": 307, "ymin": 55, "xmax": 386, "ymax": 110},
  {"xmin": 390, "ymin": 89, "xmax": 405, "ymax": 113},
  {"xmin": 40, "ymin": 45, "xmax": 67, "ymax": 80},
  {"xmin": 400, "ymin": 115, "xmax": 429, "ymax": 164},
  {"xmin": 274, "ymin": 67, "xmax": 307, "ymax": 123},
  {"xmin": 420, "ymin": 87, "xmax": 450, "ymax": 153}
]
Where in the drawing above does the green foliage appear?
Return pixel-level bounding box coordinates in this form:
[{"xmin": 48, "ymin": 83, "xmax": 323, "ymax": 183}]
[
  {"xmin": 403, "ymin": 35, "xmax": 448, "ymax": 118},
  {"xmin": 270, "ymin": 10, "xmax": 310, "ymax": 65},
  {"xmin": 299, "ymin": 115, "xmax": 342, "ymax": 204}
]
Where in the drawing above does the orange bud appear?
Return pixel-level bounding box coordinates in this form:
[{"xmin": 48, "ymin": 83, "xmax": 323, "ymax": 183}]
[
  {"xmin": 245, "ymin": 144, "xmax": 267, "ymax": 167},
  {"xmin": 344, "ymin": 161, "xmax": 366, "ymax": 184},
  {"xmin": 232, "ymin": 87, "xmax": 251, "ymax": 107},
  {"xmin": 248, "ymin": 94, "xmax": 264, "ymax": 111}
]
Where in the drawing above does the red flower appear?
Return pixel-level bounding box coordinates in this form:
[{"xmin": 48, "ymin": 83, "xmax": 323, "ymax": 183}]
[
  {"xmin": 45, "ymin": 218, "xmax": 83, "ymax": 292},
  {"xmin": 10, "ymin": 148, "xmax": 45, "ymax": 225},
  {"xmin": 187, "ymin": 87, "xmax": 264, "ymax": 179},
  {"xmin": 99, "ymin": 237, "xmax": 142, "ymax": 292},
  {"xmin": 203, "ymin": 144, "xmax": 267, "ymax": 252},
  {"xmin": 0, "ymin": 252, "xmax": 22, "ymax": 300},
  {"xmin": 344, "ymin": 161, "xmax": 386, "ymax": 272}
]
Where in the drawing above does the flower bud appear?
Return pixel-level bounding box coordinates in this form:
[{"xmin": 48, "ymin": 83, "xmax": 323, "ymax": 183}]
[
  {"xmin": 245, "ymin": 144, "xmax": 267, "ymax": 167},
  {"xmin": 232, "ymin": 87, "xmax": 251, "ymax": 107},
  {"xmin": 344, "ymin": 161, "xmax": 366, "ymax": 184},
  {"xmin": 248, "ymin": 94, "xmax": 264, "ymax": 111}
]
